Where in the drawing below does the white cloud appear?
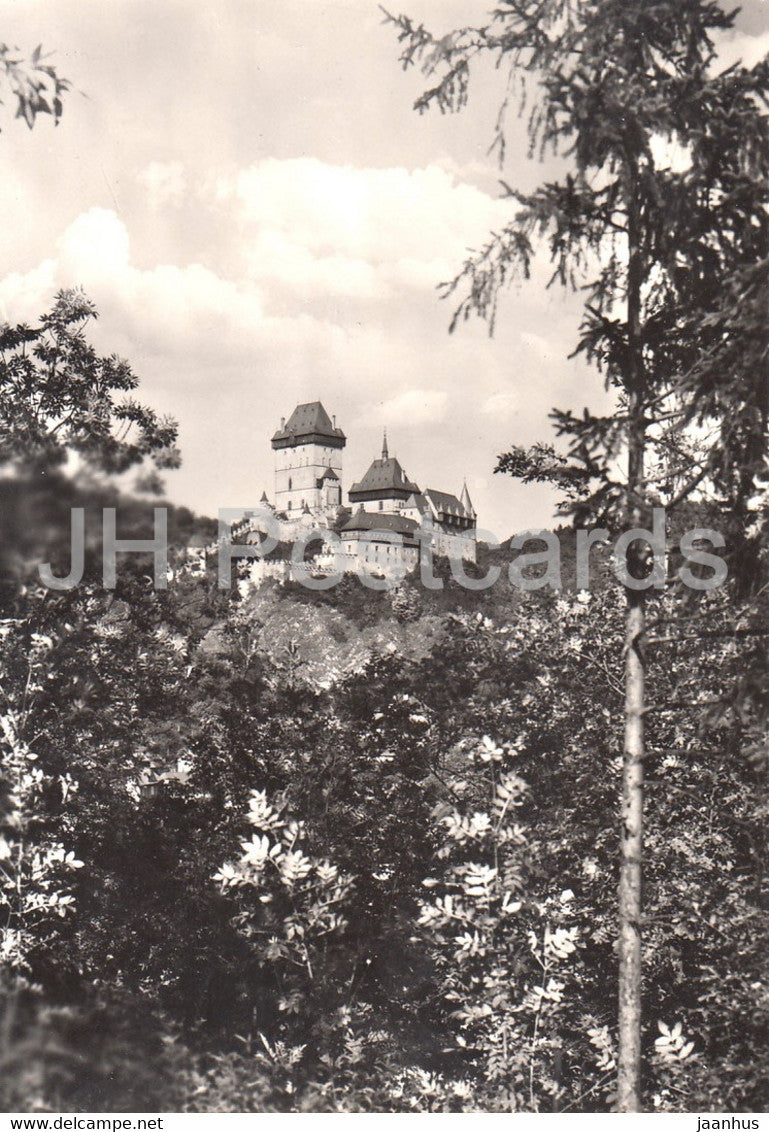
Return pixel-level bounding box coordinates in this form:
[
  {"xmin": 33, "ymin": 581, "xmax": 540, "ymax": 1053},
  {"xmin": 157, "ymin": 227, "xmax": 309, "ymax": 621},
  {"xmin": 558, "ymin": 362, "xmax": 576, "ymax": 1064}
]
[
  {"xmin": 482, "ymin": 392, "xmax": 518, "ymax": 417},
  {"xmin": 369, "ymin": 389, "xmax": 449, "ymax": 428},
  {"xmin": 16, "ymin": 158, "xmax": 511, "ymax": 331},
  {"xmin": 247, "ymin": 228, "xmax": 382, "ymax": 301},
  {"xmin": 715, "ymin": 28, "xmax": 769, "ymax": 69},
  {"xmin": 0, "ymin": 259, "xmax": 57, "ymax": 323},
  {"xmin": 209, "ymin": 157, "xmax": 509, "ymax": 303},
  {"xmin": 1, "ymin": 208, "xmax": 266, "ymax": 357},
  {"xmin": 56, "ymin": 207, "xmax": 131, "ymax": 282},
  {"xmin": 137, "ymin": 161, "xmax": 187, "ymax": 209}
]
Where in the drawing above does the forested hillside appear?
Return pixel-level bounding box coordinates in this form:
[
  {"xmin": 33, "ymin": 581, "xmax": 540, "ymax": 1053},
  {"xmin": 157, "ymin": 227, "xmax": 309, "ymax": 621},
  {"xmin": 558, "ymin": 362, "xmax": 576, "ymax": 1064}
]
[{"xmin": 1, "ymin": 503, "xmax": 767, "ymax": 1110}]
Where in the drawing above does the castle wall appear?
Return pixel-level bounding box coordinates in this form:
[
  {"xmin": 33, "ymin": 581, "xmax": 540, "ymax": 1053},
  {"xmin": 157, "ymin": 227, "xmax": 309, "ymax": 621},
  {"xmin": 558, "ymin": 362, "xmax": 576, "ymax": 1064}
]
[
  {"xmin": 358, "ymin": 494, "xmax": 410, "ymax": 514},
  {"xmin": 340, "ymin": 534, "xmax": 419, "ymax": 578},
  {"xmin": 431, "ymin": 525, "xmax": 477, "ymax": 563},
  {"xmin": 274, "ymin": 442, "xmax": 342, "ymax": 515}
]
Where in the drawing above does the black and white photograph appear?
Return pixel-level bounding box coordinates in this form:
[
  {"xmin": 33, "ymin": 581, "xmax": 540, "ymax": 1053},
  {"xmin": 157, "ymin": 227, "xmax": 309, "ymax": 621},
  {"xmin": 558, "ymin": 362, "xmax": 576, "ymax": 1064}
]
[{"xmin": 0, "ymin": 0, "xmax": 768, "ymax": 1118}]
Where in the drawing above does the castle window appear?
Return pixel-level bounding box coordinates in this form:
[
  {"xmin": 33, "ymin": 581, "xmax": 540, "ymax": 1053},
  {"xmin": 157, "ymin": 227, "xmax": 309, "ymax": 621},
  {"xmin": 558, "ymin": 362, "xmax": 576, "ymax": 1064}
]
[
  {"xmin": 378, "ymin": 501, "xmax": 383, "ymax": 511},
  {"xmin": 288, "ymin": 477, "xmax": 292, "ymax": 490},
  {"xmin": 288, "ymin": 501, "xmax": 292, "ymax": 511}
]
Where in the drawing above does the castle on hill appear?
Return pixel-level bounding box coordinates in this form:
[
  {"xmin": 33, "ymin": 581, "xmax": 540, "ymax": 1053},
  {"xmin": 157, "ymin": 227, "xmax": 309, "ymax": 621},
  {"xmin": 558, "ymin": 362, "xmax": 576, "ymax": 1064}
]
[{"xmin": 262, "ymin": 400, "xmax": 477, "ymax": 574}]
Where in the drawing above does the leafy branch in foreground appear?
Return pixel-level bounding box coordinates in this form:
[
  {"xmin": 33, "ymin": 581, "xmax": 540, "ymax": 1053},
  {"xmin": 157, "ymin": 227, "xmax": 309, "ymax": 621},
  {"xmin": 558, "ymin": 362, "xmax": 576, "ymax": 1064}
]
[
  {"xmin": 0, "ymin": 289, "xmax": 180, "ymax": 478},
  {"xmin": 0, "ymin": 41, "xmax": 70, "ymax": 131}
]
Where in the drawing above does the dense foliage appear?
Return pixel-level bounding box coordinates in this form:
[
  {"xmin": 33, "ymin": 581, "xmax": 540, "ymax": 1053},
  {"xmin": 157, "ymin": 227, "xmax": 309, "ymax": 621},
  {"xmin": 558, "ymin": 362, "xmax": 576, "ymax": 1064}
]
[{"xmin": 0, "ymin": 552, "xmax": 766, "ymax": 1111}]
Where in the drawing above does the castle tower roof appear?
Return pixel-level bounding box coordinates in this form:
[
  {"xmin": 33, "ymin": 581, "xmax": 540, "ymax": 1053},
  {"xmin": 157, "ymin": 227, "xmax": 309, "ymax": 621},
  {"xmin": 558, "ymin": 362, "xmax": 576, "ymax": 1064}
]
[
  {"xmin": 341, "ymin": 509, "xmax": 420, "ymax": 544},
  {"xmin": 348, "ymin": 445, "xmax": 421, "ymax": 503},
  {"xmin": 271, "ymin": 401, "xmax": 346, "ymax": 449},
  {"xmin": 460, "ymin": 480, "xmax": 476, "ymax": 518}
]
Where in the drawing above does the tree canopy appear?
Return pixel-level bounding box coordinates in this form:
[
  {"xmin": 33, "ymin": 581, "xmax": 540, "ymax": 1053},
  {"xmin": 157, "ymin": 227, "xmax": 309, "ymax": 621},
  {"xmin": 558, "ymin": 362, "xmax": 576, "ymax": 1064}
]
[{"xmin": 0, "ymin": 290, "xmax": 179, "ymax": 477}]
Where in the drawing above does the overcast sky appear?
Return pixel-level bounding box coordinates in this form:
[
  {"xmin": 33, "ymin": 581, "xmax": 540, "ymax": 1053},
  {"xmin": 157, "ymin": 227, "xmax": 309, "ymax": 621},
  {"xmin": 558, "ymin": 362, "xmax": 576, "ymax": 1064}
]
[{"xmin": 1, "ymin": 1, "xmax": 767, "ymax": 538}]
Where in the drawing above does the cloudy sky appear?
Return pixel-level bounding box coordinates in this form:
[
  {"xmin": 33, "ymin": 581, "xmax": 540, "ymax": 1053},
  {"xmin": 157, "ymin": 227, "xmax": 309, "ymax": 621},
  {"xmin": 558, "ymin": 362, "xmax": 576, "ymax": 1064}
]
[{"xmin": 1, "ymin": 0, "xmax": 767, "ymax": 537}]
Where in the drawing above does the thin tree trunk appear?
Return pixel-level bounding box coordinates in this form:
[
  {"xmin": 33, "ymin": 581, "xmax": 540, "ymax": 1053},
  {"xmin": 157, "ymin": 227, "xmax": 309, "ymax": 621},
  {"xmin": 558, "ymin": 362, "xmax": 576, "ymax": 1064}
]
[
  {"xmin": 617, "ymin": 147, "xmax": 646, "ymax": 1112},
  {"xmin": 617, "ymin": 589, "xmax": 645, "ymax": 1111}
]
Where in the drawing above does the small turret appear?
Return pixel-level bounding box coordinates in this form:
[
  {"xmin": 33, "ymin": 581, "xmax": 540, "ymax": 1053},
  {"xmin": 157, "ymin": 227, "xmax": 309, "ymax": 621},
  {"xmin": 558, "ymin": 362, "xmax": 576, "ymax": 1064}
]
[{"xmin": 460, "ymin": 480, "xmax": 476, "ymax": 518}]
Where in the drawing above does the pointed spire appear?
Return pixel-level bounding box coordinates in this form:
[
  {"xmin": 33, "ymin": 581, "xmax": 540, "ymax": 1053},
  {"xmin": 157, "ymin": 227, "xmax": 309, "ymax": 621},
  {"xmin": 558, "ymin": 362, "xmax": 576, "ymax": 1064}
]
[
  {"xmin": 382, "ymin": 428, "xmax": 389, "ymax": 461},
  {"xmin": 460, "ymin": 479, "xmax": 475, "ymax": 517}
]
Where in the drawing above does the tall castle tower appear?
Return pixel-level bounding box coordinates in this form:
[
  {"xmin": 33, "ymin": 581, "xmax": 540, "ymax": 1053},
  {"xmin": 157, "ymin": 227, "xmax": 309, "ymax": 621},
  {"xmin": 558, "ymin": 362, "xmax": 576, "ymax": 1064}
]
[{"xmin": 271, "ymin": 401, "xmax": 346, "ymax": 518}]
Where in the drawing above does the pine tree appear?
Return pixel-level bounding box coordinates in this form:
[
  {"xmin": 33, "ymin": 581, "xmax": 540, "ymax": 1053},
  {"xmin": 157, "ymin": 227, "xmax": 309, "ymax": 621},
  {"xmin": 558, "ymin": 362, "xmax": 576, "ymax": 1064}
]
[{"xmin": 385, "ymin": 0, "xmax": 769, "ymax": 1110}]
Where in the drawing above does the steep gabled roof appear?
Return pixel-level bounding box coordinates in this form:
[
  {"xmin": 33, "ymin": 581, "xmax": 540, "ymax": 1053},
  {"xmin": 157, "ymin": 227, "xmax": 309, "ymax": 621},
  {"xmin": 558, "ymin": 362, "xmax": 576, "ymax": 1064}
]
[
  {"xmin": 424, "ymin": 487, "xmax": 473, "ymax": 521},
  {"xmin": 317, "ymin": 466, "xmax": 340, "ymax": 483},
  {"xmin": 271, "ymin": 402, "xmax": 346, "ymax": 447},
  {"xmin": 404, "ymin": 491, "xmax": 429, "ymax": 515},
  {"xmin": 348, "ymin": 456, "xmax": 421, "ymax": 498},
  {"xmin": 341, "ymin": 509, "xmax": 419, "ymax": 540}
]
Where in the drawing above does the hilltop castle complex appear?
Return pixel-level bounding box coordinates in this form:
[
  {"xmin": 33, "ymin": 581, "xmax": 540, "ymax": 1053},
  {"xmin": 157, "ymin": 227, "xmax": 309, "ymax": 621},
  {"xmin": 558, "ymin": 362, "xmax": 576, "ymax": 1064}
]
[{"xmin": 260, "ymin": 401, "xmax": 477, "ymax": 575}]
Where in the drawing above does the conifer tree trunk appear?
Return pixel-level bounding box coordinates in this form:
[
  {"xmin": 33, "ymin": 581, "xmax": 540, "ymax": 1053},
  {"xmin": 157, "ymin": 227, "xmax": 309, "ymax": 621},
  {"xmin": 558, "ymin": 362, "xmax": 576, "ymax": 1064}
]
[
  {"xmin": 618, "ymin": 589, "xmax": 645, "ymax": 1110},
  {"xmin": 617, "ymin": 153, "xmax": 646, "ymax": 1113}
]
